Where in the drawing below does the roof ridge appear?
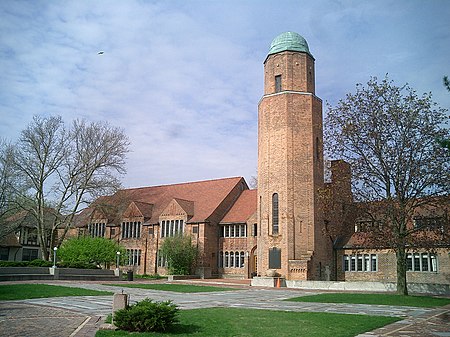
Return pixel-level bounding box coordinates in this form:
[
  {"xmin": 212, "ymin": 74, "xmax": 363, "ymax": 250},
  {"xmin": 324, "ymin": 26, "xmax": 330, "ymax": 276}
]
[{"xmin": 121, "ymin": 176, "xmax": 244, "ymax": 192}]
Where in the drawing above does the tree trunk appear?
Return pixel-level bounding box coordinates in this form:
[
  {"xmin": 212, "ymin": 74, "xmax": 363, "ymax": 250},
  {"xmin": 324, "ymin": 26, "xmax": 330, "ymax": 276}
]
[{"xmin": 396, "ymin": 247, "xmax": 408, "ymax": 295}]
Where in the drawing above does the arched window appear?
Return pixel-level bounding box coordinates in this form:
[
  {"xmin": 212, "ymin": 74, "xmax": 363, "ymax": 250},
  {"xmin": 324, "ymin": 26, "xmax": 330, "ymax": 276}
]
[{"xmin": 272, "ymin": 193, "xmax": 279, "ymax": 235}]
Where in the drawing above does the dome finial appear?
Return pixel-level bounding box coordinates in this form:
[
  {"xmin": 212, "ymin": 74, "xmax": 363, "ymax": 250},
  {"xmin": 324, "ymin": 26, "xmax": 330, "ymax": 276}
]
[{"xmin": 268, "ymin": 32, "xmax": 312, "ymax": 57}]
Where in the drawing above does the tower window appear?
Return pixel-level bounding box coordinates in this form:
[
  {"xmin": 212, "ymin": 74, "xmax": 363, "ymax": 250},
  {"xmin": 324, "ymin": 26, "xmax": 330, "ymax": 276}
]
[
  {"xmin": 272, "ymin": 193, "xmax": 279, "ymax": 235},
  {"xmin": 275, "ymin": 75, "xmax": 282, "ymax": 93}
]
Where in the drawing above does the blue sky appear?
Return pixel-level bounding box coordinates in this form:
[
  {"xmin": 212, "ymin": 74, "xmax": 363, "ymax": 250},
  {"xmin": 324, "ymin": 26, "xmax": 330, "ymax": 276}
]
[{"xmin": 1, "ymin": 0, "xmax": 449, "ymax": 189}]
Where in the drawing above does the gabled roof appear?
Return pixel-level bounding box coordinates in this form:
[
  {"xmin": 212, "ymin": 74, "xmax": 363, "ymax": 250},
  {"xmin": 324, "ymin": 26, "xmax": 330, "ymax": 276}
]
[
  {"xmin": 88, "ymin": 177, "xmax": 246, "ymax": 225},
  {"xmin": 134, "ymin": 201, "xmax": 153, "ymax": 218},
  {"xmin": 220, "ymin": 189, "xmax": 257, "ymax": 224}
]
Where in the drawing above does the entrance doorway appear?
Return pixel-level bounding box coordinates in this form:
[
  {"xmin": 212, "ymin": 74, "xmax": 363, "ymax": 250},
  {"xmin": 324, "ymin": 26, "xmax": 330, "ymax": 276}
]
[{"xmin": 250, "ymin": 246, "xmax": 257, "ymax": 277}]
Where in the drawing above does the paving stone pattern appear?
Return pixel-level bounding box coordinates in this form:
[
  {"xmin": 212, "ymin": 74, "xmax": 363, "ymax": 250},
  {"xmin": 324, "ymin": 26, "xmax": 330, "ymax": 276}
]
[{"xmin": 0, "ymin": 280, "xmax": 449, "ymax": 337}]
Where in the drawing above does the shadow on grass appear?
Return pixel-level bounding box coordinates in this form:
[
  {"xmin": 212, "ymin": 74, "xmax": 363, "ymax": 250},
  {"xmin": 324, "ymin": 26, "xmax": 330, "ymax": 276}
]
[{"xmin": 167, "ymin": 323, "xmax": 202, "ymax": 334}]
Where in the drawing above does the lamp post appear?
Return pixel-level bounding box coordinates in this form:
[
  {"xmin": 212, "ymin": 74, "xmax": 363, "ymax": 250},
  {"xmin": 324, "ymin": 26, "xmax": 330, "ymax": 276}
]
[
  {"xmin": 116, "ymin": 251, "xmax": 121, "ymax": 269},
  {"xmin": 53, "ymin": 247, "xmax": 58, "ymax": 268}
]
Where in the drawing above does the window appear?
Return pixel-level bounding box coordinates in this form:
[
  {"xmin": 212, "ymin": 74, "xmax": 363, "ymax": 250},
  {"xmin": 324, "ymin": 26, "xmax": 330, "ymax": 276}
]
[
  {"xmin": 88, "ymin": 222, "xmax": 106, "ymax": 237},
  {"xmin": 272, "ymin": 193, "xmax": 279, "ymax": 235},
  {"xmin": 160, "ymin": 219, "xmax": 184, "ymax": 237},
  {"xmin": 0, "ymin": 247, "xmax": 9, "ymax": 261},
  {"xmin": 221, "ymin": 224, "xmax": 247, "ymax": 238},
  {"xmin": 157, "ymin": 250, "xmax": 167, "ymax": 267},
  {"xmin": 275, "ymin": 75, "xmax": 282, "ymax": 92},
  {"xmin": 269, "ymin": 247, "xmax": 281, "ymax": 269},
  {"xmin": 20, "ymin": 227, "xmax": 38, "ymax": 246},
  {"xmin": 218, "ymin": 251, "xmax": 223, "ymax": 268},
  {"xmin": 219, "ymin": 251, "xmax": 246, "ymax": 268},
  {"xmin": 240, "ymin": 225, "xmax": 246, "ymax": 237},
  {"xmin": 126, "ymin": 249, "xmax": 141, "ymax": 266},
  {"xmin": 22, "ymin": 248, "xmax": 38, "ymax": 261},
  {"xmin": 413, "ymin": 217, "xmax": 445, "ymax": 232},
  {"xmin": 148, "ymin": 227, "xmax": 153, "ymax": 235},
  {"xmin": 192, "ymin": 226, "xmax": 198, "ymax": 234},
  {"xmin": 316, "ymin": 137, "xmax": 320, "ymax": 160},
  {"xmin": 343, "ymin": 254, "xmax": 377, "ymax": 272},
  {"xmin": 110, "ymin": 228, "xmax": 116, "ymax": 236},
  {"xmin": 407, "ymin": 252, "xmax": 437, "ymax": 272},
  {"xmin": 253, "ymin": 223, "xmax": 257, "ymax": 237},
  {"xmin": 121, "ymin": 221, "xmax": 142, "ymax": 239}
]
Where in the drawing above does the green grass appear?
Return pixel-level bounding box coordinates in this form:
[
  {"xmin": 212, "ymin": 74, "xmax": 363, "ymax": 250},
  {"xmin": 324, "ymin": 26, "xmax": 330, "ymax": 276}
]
[
  {"xmin": 0, "ymin": 284, "xmax": 113, "ymax": 300},
  {"xmin": 96, "ymin": 307, "xmax": 400, "ymax": 337},
  {"xmin": 106, "ymin": 283, "xmax": 237, "ymax": 293},
  {"xmin": 285, "ymin": 293, "xmax": 450, "ymax": 307}
]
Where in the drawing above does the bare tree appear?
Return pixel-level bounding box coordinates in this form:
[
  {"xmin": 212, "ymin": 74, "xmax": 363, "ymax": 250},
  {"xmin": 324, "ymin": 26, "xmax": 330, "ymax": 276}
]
[
  {"xmin": 0, "ymin": 140, "xmax": 20, "ymax": 238},
  {"xmin": 12, "ymin": 116, "xmax": 130, "ymax": 260},
  {"xmin": 325, "ymin": 76, "xmax": 450, "ymax": 295}
]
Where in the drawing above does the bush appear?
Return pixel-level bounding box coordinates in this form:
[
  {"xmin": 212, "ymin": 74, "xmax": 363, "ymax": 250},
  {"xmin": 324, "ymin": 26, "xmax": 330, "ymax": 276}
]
[
  {"xmin": 0, "ymin": 261, "xmax": 28, "ymax": 267},
  {"xmin": 58, "ymin": 236, "xmax": 125, "ymax": 267},
  {"xmin": 58, "ymin": 261, "xmax": 99, "ymax": 269},
  {"xmin": 114, "ymin": 299, "xmax": 179, "ymax": 332},
  {"xmin": 28, "ymin": 259, "xmax": 53, "ymax": 267}
]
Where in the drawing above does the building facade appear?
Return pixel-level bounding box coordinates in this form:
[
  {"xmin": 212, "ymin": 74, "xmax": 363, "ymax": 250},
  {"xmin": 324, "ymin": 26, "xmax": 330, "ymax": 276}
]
[{"xmin": 58, "ymin": 32, "xmax": 449, "ymax": 286}]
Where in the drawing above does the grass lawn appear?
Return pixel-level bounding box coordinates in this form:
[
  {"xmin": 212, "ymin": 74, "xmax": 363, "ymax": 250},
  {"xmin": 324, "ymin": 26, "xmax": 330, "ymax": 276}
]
[
  {"xmin": 285, "ymin": 293, "xmax": 450, "ymax": 308},
  {"xmin": 96, "ymin": 307, "xmax": 400, "ymax": 337},
  {"xmin": 105, "ymin": 283, "xmax": 237, "ymax": 293},
  {"xmin": 0, "ymin": 284, "xmax": 113, "ymax": 300}
]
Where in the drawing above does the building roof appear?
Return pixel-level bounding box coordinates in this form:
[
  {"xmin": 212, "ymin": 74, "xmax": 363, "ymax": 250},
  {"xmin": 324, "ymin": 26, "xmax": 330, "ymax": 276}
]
[
  {"xmin": 87, "ymin": 177, "xmax": 247, "ymax": 225},
  {"xmin": 220, "ymin": 189, "xmax": 257, "ymax": 224},
  {"xmin": 268, "ymin": 31, "xmax": 312, "ymax": 57}
]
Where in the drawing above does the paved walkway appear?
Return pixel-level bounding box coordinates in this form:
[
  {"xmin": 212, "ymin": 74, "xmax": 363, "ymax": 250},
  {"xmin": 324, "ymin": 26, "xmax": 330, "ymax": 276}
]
[{"xmin": 0, "ymin": 280, "xmax": 449, "ymax": 337}]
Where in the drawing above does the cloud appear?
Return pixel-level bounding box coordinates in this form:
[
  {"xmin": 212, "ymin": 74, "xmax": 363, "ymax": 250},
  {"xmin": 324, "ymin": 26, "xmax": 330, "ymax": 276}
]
[{"xmin": 1, "ymin": 0, "xmax": 449, "ymax": 189}]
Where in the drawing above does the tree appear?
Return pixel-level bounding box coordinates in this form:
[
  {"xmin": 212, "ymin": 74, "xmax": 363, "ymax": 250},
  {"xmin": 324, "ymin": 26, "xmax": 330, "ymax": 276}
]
[
  {"xmin": 10, "ymin": 115, "xmax": 130, "ymax": 260},
  {"xmin": 58, "ymin": 236, "xmax": 125, "ymax": 267},
  {"xmin": 444, "ymin": 76, "xmax": 450, "ymax": 92},
  {"xmin": 0, "ymin": 140, "xmax": 26, "ymax": 238},
  {"xmin": 325, "ymin": 76, "xmax": 450, "ymax": 295},
  {"xmin": 438, "ymin": 76, "xmax": 450, "ymax": 150},
  {"xmin": 160, "ymin": 235, "xmax": 199, "ymax": 275}
]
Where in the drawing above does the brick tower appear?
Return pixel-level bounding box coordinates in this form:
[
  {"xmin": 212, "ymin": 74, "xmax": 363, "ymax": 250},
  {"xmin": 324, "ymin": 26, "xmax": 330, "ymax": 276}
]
[{"xmin": 257, "ymin": 32, "xmax": 329, "ymax": 280}]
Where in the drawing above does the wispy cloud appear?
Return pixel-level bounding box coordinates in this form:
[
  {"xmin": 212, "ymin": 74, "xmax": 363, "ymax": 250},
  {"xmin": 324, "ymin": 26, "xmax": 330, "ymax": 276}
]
[{"xmin": 1, "ymin": 0, "xmax": 449, "ymax": 188}]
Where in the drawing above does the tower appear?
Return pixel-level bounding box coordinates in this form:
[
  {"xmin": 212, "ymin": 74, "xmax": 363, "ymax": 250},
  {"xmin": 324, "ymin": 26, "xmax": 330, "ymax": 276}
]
[{"xmin": 257, "ymin": 32, "xmax": 329, "ymax": 280}]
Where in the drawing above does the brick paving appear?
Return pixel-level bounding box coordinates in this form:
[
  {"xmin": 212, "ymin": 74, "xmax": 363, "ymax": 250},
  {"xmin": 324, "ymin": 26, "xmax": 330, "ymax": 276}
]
[{"xmin": 0, "ymin": 280, "xmax": 449, "ymax": 337}]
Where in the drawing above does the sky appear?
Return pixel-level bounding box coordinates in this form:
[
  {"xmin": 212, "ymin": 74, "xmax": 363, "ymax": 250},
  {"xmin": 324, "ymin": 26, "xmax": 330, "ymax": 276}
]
[{"xmin": 1, "ymin": 0, "xmax": 449, "ymax": 189}]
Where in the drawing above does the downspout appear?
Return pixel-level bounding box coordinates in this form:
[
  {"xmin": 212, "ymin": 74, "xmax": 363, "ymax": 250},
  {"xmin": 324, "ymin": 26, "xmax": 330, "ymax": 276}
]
[
  {"xmin": 155, "ymin": 224, "xmax": 159, "ymax": 275},
  {"xmin": 143, "ymin": 237, "xmax": 148, "ymax": 275}
]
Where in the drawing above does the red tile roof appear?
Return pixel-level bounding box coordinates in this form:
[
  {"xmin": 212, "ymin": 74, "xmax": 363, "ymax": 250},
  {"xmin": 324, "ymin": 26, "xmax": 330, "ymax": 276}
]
[
  {"xmin": 88, "ymin": 177, "xmax": 246, "ymax": 225},
  {"xmin": 220, "ymin": 189, "xmax": 257, "ymax": 224}
]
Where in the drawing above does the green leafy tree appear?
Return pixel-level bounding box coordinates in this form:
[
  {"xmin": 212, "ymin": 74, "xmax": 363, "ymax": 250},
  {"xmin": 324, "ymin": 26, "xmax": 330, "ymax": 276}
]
[
  {"xmin": 325, "ymin": 76, "xmax": 450, "ymax": 295},
  {"xmin": 58, "ymin": 236, "xmax": 125, "ymax": 267},
  {"xmin": 160, "ymin": 235, "xmax": 198, "ymax": 275}
]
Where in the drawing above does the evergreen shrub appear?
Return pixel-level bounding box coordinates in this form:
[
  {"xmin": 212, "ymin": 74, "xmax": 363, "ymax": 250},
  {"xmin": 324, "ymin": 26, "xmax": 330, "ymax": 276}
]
[{"xmin": 113, "ymin": 299, "xmax": 179, "ymax": 332}]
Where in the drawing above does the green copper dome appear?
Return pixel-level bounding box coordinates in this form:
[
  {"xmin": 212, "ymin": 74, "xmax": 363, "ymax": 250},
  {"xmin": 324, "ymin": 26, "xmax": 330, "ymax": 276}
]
[{"xmin": 268, "ymin": 32, "xmax": 312, "ymax": 57}]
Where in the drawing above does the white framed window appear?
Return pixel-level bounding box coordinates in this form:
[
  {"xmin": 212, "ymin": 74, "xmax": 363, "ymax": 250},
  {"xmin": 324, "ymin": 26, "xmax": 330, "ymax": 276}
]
[
  {"xmin": 126, "ymin": 249, "xmax": 141, "ymax": 266},
  {"xmin": 221, "ymin": 224, "xmax": 247, "ymax": 238},
  {"xmin": 160, "ymin": 219, "xmax": 184, "ymax": 238},
  {"xmin": 344, "ymin": 254, "xmax": 377, "ymax": 272},
  {"xmin": 121, "ymin": 222, "xmax": 142, "ymax": 239},
  {"xmin": 407, "ymin": 252, "xmax": 438, "ymax": 272},
  {"xmin": 219, "ymin": 251, "xmax": 246, "ymax": 268}
]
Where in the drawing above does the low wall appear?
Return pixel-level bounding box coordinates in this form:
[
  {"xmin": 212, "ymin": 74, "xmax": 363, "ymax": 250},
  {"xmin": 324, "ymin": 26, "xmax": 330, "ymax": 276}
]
[
  {"xmin": 251, "ymin": 277, "xmax": 450, "ymax": 296},
  {"xmin": 167, "ymin": 275, "xmax": 200, "ymax": 281},
  {"xmin": 0, "ymin": 267, "xmax": 122, "ymax": 282}
]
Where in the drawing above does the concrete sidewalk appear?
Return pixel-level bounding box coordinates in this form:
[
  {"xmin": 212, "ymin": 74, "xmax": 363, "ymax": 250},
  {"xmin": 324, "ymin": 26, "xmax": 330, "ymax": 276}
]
[{"xmin": 0, "ymin": 280, "xmax": 449, "ymax": 337}]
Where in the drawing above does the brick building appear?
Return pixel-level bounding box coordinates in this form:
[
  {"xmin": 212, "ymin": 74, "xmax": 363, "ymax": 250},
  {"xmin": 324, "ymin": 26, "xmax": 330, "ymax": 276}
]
[{"xmin": 65, "ymin": 32, "xmax": 448, "ymax": 286}]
